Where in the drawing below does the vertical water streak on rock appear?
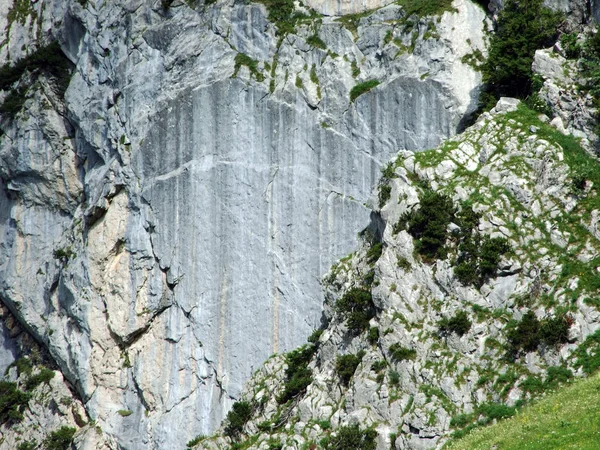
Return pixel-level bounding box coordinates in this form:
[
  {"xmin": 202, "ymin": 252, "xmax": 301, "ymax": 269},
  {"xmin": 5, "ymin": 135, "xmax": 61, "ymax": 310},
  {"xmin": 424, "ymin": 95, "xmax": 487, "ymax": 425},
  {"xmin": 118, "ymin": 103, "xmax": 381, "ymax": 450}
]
[
  {"xmin": 266, "ymin": 165, "xmax": 280, "ymax": 354},
  {"xmin": 217, "ymin": 268, "xmax": 228, "ymax": 387}
]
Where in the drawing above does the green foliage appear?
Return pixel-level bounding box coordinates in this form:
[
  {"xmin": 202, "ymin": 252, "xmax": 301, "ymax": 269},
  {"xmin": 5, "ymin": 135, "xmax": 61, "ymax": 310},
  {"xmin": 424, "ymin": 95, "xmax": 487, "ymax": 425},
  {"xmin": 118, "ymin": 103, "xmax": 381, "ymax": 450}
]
[
  {"xmin": 455, "ymin": 234, "xmax": 510, "ymax": 287},
  {"xmin": 277, "ymin": 345, "xmax": 316, "ymax": 404},
  {"xmin": 233, "ymin": 53, "xmax": 264, "ymax": 82},
  {"xmin": 327, "ymin": 424, "xmax": 377, "ymax": 450},
  {"xmin": 402, "ymin": 189, "xmax": 456, "ymax": 259},
  {"xmin": 43, "ymin": 426, "xmax": 76, "ymax": 450},
  {"xmin": 349, "ymin": 80, "xmax": 380, "ymax": 102},
  {"xmin": 573, "ymin": 329, "xmax": 600, "ymax": 374},
  {"xmin": 378, "ymin": 184, "xmax": 392, "ymax": 208},
  {"xmin": 560, "ymin": 32, "xmax": 581, "ymax": 59},
  {"xmin": 478, "ymin": 403, "xmax": 517, "ymax": 422},
  {"xmin": 224, "ymin": 401, "xmax": 253, "ymax": 439},
  {"xmin": 17, "ymin": 441, "xmax": 37, "ymax": 450},
  {"xmin": 367, "ymin": 326, "xmax": 379, "ymax": 345},
  {"xmin": 371, "ymin": 360, "xmax": 387, "ymax": 373},
  {"xmin": 0, "ymin": 87, "xmax": 28, "ymax": 119},
  {"xmin": 366, "ymin": 242, "xmax": 383, "ymax": 265},
  {"xmin": 545, "ymin": 366, "xmax": 573, "ymax": 388},
  {"xmin": 507, "ymin": 312, "xmax": 571, "ymax": 356},
  {"xmin": 388, "ymin": 370, "xmax": 400, "ymax": 386},
  {"xmin": 53, "ymin": 246, "xmax": 75, "ymax": 262},
  {"xmin": 255, "ymin": 0, "xmax": 304, "ymax": 35},
  {"xmin": 307, "ymin": 328, "xmax": 324, "ymax": 344},
  {"xmin": 335, "ymin": 288, "xmax": 375, "ymax": 334},
  {"xmin": 0, "ymin": 41, "xmax": 72, "ymax": 92},
  {"xmin": 24, "ymin": 367, "xmax": 55, "ymax": 391},
  {"xmin": 0, "ymin": 381, "xmax": 31, "ymax": 424},
  {"xmin": 396, "ymin": 0, "xmax": 457, "ymax": 18},
  {"xmin": 482, "ymin": 0, "xmax": 562, "ymax": 99},
  {"xmin": 186, "ymin": 435, "xmax": 206, "ymax": 448},
  {"xmin": 438, "ymin": 311, "xmax": 472, "ymax": 337},
  {"xmin": 335, "ymin": 353, "xmax": 362, "ymax": 387},
  {"xmin": 388, "ymin": 343, "xmax": 416, "ymax": 362},
  {"xmin": 307, "ymin": 34, "xmax": 327, "ymax": 49},
  {"xmin": 506, "ymin": 311, "xmax": 541, "ymax": 354},
  {"xmin": 117, "ymin": 409, "xmax": 132, "ymax": 417}
]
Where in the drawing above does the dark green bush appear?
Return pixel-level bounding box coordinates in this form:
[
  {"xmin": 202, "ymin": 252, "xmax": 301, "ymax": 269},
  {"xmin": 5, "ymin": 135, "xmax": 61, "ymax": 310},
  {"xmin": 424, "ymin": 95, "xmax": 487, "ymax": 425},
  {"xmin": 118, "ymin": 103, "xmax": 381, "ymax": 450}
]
[
  {"xmin": 367, "ymin": 326, "xmax": 379, "ymax": 345},
  {"xmin": 0, "ymin": 381, "xmax": 31, "ymax": 424},
  {"xmin": 506, "ymin": 311, "xmax": 541, "ymax": 354},
  {"xmin": 539, "ymin": 314, "xmax": 571, "ymax": 347},
  {"xmin": 378, "ymin": 184, "xmax": 391, "ymax": 208},
  {"xmin": 335, "ymin": 288, "xmax": 375, "ymax": 334},
  {"xmin": 482, "ymin": 0, "xmax": 562, "ymax": 99},
  {"xmin": 438, "ymin": 311, "xmax": 472, "ymax": 337},
  {"xmin": 545, "ymin": 366, "xmax": 573, "ymax": 388},
  {"xmin": 455, "ymin": 234, "xmax": 510, "ymax": 287},
  {"xmin": 388, "ymin": 343, "xmax": 416, "ymax": 362},
  {"xmin": 186, "ymin": 435, "xmax": 205, "ymax": 448},
  {"xmin": 0, "ymin": 87, "xmax": 28, "ymax": 119},
  {"xmin": 478, "ymin": 403, "xmax": 517, "ymax": 421},
  {"xmin": 403, "ymin": 189, "xmax": 456, "ymax": 259},
  {"xmin": 43, "ymin": 426, "xmax": 76, "ymax": 450},
  {"xmin": 327, "ymin": 424, "xmax": 377, "ymax": 450},
  {"xmin": 349, "ymin": 80, "xmax": 380, "ymax": 102},
  {"xmin": 449, "ymin": 413, "xmax": 473, "ymax": 428},
  {"xmin": 307, "ymin": 328, "xmax": 324, "ymax": 344},
  {"xmin": 224, "ymin": 401, "xmax": 253, "ymax": 439},
  {"xmin": 277, "ymin": 345, "xmax": 316, "ymax": 404},
  {"xmin": 371, "ymin": 360, "xmax": 387, "ymax": 373},
  {"xmin": 17, "ymin": 441, "xmax": 37, "ymax": 450},
  {"xmin": 335, "ymin": 354, "xmax": 362, "ymax": 387},
  {"xmin": 388, "ymin": 370, "xmax": 400, "ymax": 386},
  {"xmin": 366, "ymin": 242, "xmax": 383, "ymax": 265},
  {"xmin": 307, "ymin": 34, "xmax": 327, "ymax": 49}
]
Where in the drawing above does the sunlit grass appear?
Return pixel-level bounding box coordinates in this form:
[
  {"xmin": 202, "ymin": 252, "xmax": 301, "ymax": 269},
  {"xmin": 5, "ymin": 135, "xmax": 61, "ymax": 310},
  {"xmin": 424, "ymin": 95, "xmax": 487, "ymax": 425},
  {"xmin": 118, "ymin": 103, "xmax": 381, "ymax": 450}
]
[{"xmin": 446, "ymin": 372, "xmax": 600, "ymax": 449}]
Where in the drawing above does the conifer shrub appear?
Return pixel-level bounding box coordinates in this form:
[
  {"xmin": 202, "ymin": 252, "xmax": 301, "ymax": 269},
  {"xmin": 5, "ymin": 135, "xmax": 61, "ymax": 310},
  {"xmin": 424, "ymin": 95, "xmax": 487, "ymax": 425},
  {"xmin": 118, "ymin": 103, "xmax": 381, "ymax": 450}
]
[
  {"xmin": 277, "ymin": 345, "xmax": 316, "ymax": 404},
  {"xmin": 43, "ymin": 426, "xmax": 76, "ymax": 450},
  {"xmin": 400, "ymin": 189, "xmax": 456, "ymax": 259},
  {"xmin": 224, "ymin": 401, "xmax": 253, "ymax": 439},
  {"xmin": 388, "ymin": 343, "xmax": 416, "ymax": 362},
  {"xmin": 0, "ymin": 381, "xmax": 31, "ymax": 424},
  {"xmin": 328, "ymin": 424, "xmax": 377, "ymax": 450},
  {"xmin": 335, "ymin": 288, "xmax": 376, "ymax": 334},
  {"xmin": 335, "ymin": 353, "xmax": 363, "ymax": 387},
  {"xmin": 455, "ymin": 235, "xmax": 510, "ymax": 287},
  {"xmin": 482, "ymin": 0, "xmax": 562, "ymax": 99},
  {"xmin": 438, "ymin": 311, "xmax": 472, "ymax": 337}
]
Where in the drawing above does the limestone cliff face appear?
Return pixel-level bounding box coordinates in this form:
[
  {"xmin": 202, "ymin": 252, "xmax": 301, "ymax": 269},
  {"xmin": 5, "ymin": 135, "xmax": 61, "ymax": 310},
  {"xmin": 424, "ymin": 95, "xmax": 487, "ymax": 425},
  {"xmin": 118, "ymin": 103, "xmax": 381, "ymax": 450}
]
[{"xmin": 0, "ymin": 0, "xmax": 487, "ymax": 447}]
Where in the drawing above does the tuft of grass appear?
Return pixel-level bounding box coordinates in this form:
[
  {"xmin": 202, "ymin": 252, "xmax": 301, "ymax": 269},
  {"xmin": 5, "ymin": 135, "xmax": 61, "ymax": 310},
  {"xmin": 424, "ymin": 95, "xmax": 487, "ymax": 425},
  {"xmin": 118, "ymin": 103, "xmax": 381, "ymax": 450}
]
[
  {"xmin": 396, "ymin": 0, "xmax": 457, "ymax": 18},
  {"xmin": 349, "ymin": 80, "xmax": 380, "ymax": 102},
  {"xmin": 446, "ymin": 372, "xmax": 600, "ymax": 450},
  {"xmin": 233, "ymin": 53, "xmax": 265, "ymax": 82}
]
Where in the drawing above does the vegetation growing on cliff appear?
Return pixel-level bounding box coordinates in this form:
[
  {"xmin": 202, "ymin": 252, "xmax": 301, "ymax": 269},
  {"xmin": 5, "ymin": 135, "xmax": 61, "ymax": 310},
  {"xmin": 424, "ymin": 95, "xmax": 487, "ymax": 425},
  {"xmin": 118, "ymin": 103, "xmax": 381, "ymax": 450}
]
[{"xmin": 482, "ymin": 0, "xmax": 562, "ymax": 102}]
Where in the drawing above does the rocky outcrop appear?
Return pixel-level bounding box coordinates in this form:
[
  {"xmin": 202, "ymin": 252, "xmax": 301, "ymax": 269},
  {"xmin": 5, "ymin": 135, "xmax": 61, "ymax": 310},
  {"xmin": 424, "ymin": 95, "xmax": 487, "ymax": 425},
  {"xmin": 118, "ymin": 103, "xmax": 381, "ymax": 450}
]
[
  {"xmin": 198, "ymin": 99, "xmax": 600, "ymax": 449},
  {"xmin": 0, "ymin": 0, "xmax": 487, "ymax": 447}
]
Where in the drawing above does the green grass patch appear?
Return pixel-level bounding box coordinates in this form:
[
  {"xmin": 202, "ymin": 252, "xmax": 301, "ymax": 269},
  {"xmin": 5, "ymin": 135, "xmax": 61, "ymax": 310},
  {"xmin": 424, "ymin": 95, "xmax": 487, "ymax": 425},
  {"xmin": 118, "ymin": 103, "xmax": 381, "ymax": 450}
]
[
  {"xmin": 446, "ymin": 372, "xmax": 600, "ymax": 450},
  {"xmin": 396, "ymin": 0, "xmax": 457, "ymax": 18},
  {"xmin": 233, "ymin": 53, "xmax": 265, "ymax": 82}
]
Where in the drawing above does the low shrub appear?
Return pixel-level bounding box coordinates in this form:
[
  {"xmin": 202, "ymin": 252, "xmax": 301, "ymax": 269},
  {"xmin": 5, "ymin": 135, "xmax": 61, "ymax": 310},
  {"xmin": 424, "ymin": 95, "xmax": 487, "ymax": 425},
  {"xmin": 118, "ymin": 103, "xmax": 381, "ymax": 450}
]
[
  {"xmin": 367, "ymin": 326, "xmax": 379, "ymax": 345},
  {"xmin": 388, "ymin": 370, "xmax": 400, "ymax": 386},
  {"xmin": 277, "ymin": 345, "xmax": 316, "ymax": 404},
  {"xmin": 43, "ymin": 426, "xmax": 76, "ymax": 450},
  {"xmin": 233, "ymin": 53, "xmax": 264, "ymax": 82},
  {"xmin": 186, "ymin": 435, "xmax": 206, "ymax": 448},
  {"xmin": 478, "ymin": 403, "xmax": 517, "ymax": 422},
  {"xmin": 401, "ymin": 189, "xmax": 456, "ymax": 259},
  {"xmin": 506, "ymin": 311, "xmax": 541, "ymax": 354},
  {"xmin": 0, "ymin": 381, "xmax": 31, "ymax": 424},
  {"xmin": 17, "ymin": 441, "xmax": 37, "ymax": 450},
  {"xmin": 438, "ymin": 311, "xmax": 471, "ymax": 337},
  {"xmin": 349, "ymin": 80, "xmax": 380, "ymax": 102},
  {"xmin": 539, "ymin": 314, "xmax": 571, "ymax": 346},
  {"xmin": 389, "ymin": 343, "xmax": 416, "ymax": 362},
  {"xmin": 224, "ymin": 401, "xmax": 253, "ymax": 439},
  {"xmin": 306, "ymin": 34, "xmax": 327, "ymax": 49},
  {"xmin": 328, "ymin": 424, "xmax": 377, "ymax": 450},
  {"xmin": 366, "ymin": 242, "xmax": 383, "ymax": 265},
  {"xmin": 378, "ymin": 184, "xmax": 391, "ymax": 208},
  {"xmin": 335, "ymin": 288, "xmax": 376, "ymax": 334},
  {"xmin": 455, "ymin": 234, "xmax": 510, "ymax": 287},
  {"xmin": 24, "ymin": 367, "xmax": 54, "ymax": 391},
  {"xmin": 335, "ymin": 353, "xmax": 362, "ymax": 387}
]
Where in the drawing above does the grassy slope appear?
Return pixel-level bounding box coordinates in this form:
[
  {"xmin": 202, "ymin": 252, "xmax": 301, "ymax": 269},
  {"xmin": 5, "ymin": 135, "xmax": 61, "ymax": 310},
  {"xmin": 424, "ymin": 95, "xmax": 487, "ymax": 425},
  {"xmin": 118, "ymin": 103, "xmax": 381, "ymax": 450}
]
[{"xmin": 446, "ymin": 372, "xmax": 600, "ymax": 449}]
